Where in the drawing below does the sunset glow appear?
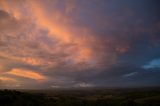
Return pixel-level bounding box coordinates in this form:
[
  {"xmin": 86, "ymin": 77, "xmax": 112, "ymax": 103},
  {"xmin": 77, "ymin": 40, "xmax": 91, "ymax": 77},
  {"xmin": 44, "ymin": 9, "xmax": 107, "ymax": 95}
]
[{"xmin": 0, "ymin": 0, "xmax": 160, "ymax": 89}]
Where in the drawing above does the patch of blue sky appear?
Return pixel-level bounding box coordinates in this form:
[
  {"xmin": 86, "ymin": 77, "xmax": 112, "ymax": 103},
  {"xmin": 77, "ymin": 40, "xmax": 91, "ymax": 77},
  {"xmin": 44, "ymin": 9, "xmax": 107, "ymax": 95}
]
[{"xmin": 142, "ymin": 59, "xmax": 160, "ymax": 69}]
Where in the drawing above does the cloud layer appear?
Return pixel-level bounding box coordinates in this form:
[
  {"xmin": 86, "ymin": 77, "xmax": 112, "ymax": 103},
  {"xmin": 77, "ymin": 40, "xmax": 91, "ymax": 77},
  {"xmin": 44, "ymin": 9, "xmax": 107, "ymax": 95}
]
[{"xmin": 0, "ymin": 0, "xmax": 160, "ymax": 89}]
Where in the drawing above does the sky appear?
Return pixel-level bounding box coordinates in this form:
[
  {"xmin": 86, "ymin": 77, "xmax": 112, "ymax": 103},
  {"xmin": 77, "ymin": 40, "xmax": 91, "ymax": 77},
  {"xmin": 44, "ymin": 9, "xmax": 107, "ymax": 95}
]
[{"xmin": 0, "ymin": 0, "xmax": 160, "ymax": 89}]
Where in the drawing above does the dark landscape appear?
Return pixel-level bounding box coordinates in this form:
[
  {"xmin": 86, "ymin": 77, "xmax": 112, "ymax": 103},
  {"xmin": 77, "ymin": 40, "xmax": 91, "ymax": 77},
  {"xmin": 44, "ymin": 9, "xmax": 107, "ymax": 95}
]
[{"xmin": 0, "ymin": 88, "xmax": 160, "ymax": 106}]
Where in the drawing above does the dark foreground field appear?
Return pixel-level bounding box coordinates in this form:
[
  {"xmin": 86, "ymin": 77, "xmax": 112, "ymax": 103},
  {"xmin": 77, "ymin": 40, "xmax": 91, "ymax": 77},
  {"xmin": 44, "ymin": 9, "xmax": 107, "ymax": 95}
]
[{"xmin": 0, "ymin": 88, "xmax": 160, "ymax": 106}]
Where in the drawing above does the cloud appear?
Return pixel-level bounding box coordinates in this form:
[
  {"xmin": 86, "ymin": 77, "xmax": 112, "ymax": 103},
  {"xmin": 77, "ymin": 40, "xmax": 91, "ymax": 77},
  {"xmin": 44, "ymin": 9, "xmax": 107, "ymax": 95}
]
[
  {"xmin": 142, "ymin": 59, "xmax": 160, "ymax": 69},
  {"xmin": 74, "ymin": 82, "xmax": 94, "ymax": 88},
  {"xmin": 0, "ymin": 0, "xmax": 160, "ymax": 88},
  {"xmin": 7, "ymin": 68, "xmax": 47, "ymax": 81},
  {"xmin": 122, "ymin": 72, "xmax": 138, "ymax": 77},
  {"xmin": 0, "ymin": 76, "xmax": 17, "ymax": 82},
  {"xmin": 0, "ymin": 76, "xmax": 20, "ymax": 88}
]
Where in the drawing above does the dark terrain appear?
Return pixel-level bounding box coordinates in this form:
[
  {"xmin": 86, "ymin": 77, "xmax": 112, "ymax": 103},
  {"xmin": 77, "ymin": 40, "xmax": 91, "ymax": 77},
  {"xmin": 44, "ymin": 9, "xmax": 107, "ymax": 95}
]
[{"xmin": 0, "ymin": 88, "xmax": 160, "ymax": 106}]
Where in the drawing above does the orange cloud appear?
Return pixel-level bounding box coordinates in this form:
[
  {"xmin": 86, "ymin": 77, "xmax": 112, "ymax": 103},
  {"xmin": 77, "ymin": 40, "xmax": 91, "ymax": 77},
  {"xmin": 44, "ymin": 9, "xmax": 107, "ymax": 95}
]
[
  {"xmin": 27, "ymin": 0, "xmax": 72, "ymax": 43},
  {"xmin": 0, "ymin": 0, "xmax": 112, "ymax": 74},
  {"xmin": 0, "ymin": 76, "xmax": 17, "ymax": 82},
  {"xmin": 0, "ymin": 52, "xmax": 41, "ymax": 66},
  {"xmin": 7, "ymin": 68, "xmax": 47, "ymax": 81},
  {"xmin": 0, "ymin": 76, "xmax": 21, "ymax": 88},
  {"xmin": 0, "ymin": 0, "xmax": 97, "ymax": 66},
  {"xmin": 0, "ymin": 0, "xmax": 28, "ymax": 20},
  {"xmin": 22, "ymin": 57, "xmax": 42, "ymax": 66},
  {"xmin": 26, "ymin": 1, "xmax": 97, "ymax": 63}
]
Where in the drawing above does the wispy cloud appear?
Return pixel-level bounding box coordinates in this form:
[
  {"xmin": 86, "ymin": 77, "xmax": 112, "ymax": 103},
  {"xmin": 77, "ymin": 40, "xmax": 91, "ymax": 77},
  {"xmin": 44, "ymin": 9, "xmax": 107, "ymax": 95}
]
[{"xmin": 7, "ymin": 68, "xmax": 47, "ymax": 81}]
